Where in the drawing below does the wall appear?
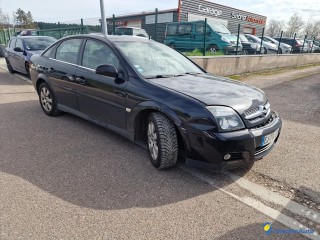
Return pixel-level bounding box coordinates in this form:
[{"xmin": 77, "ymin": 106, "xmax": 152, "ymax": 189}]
[
  {"xmin": 179, "ymin": 0, "xmax": 267, "ymax": 35},
  {"xmin": 190, "ymin": 54, "xmax": 320, "ymax": 76}
]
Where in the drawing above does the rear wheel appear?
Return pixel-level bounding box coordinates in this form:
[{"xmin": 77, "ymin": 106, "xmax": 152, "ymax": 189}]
[
  {"xmin": 38, "ymin": 82, "xmax": 61, "ymax": 116},
  {"xmin": 147, "ymin": 112, "xmax": 178, "ymax": 169},
  {"xmin": 242, "ymin": 49, "xmax": 248, "ymax": 55},
  {"xmin": 5, "ymin": 58, "xmax": 15, "ymax": 74}
]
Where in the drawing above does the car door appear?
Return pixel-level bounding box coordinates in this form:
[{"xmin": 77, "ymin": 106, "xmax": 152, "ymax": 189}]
[
  {"xmin": 193, "ymin": 22, "xmax": 209, "ymax": 50},
  {"xmin": 13, "ymin": 38, "xmax": 26, "ymax": 73},
  {"xmin": 175, "ymin": 23, "xmax": 193, "ymax": 50},
  {"xmin": 6, "ymin": 39, "xmax": 16, "ymax": 68},
  {"xmin": 75, "ymin": 39, "xmax": 127, "ymax": 129},
  {"xmin": 49, "ymin": 38, "xmax": 82, "ymax": 110}
]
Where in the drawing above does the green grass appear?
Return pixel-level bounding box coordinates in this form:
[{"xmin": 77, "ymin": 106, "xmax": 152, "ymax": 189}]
[{"xmin": 183, "ymin": 48, "xmax": 225, "ymax": 56}]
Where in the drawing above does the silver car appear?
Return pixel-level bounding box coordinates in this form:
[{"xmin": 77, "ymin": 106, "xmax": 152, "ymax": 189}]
[
  {"xmin": 245, "ymin": 34, "xmax": 278, "ymax": 54},
  {"xmin": 261, "ymin": 36, "xmax": 292, "ymax": 54}
]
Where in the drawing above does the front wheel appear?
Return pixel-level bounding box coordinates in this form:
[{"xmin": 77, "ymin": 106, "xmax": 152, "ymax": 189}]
[
  {"xmin": 208, "ymin": 45, "xmax": 217, "ymax": 54},
  {"xmin": 147, "ymin": 112, "xmax": 178, "ymax": 169}
]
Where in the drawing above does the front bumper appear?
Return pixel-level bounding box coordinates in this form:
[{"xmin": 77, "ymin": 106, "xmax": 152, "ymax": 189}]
[
  {"xmin": 186, "ymin": 112, "xmax": 282, "ymax": 171},
  {"xmin": 224, "ymin": 45, "xmax": 242, "ymax": 54}
]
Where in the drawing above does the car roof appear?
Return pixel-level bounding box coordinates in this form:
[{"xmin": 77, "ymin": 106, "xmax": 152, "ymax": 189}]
[{"xmin": 61, "ymin": 34, "xmax": 151, "ymax": 42}]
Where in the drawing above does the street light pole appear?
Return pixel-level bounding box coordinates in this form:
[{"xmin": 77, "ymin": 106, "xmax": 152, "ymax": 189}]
[{"xmin": 100, "ymin": 0, "xmax": 107, "ymax": 35}]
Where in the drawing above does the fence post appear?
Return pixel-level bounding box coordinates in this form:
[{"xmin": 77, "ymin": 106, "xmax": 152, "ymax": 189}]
[
  {"xmin": 291, "ymin": 33, "xmax": 296, "ymax": 54},
  {"xmin": 302, "ymin": 35, "xmax": 307, "ymax": 54},
  {"xmin": 154, "ymin": 8, "xmax": 158, "ymax": 42},
  {"xmin": 260, "ymin": 27, "xmax": 265, "ymax": 54},
  {"xmin": 113, "ymin": 14, "xmax": 116, "ymax": 35},
  {"xmin": 81, "ymin": 18, "xmax": 84, "ymax": 34},
  {"xmin": 203, "ymin": 18, "xmax": 207, "ymax": 56},
  {"xmin": 58, "ymin": 22, "xmax": 62, "ymax": 38},
  {"xmin": 277, "ymin": 31, "xmax": 283, "ymax": 54},
  {"xmin": 236, "ymin": 24, "xmax": 240, "ymax": 56}
]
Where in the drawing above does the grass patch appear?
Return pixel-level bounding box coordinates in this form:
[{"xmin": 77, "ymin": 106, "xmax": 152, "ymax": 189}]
[
  {"xmin": 183, "ymin": 48, "xmax": 224, "ymax": 56},
  {"xmin": 228, "ymin": 63, "xmax": 320, "ymax": 81}
]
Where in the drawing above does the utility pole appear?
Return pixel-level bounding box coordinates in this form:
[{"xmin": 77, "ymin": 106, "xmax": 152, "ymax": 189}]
[{"xmin": 100, "ymin": 0, "xmax": 107, "ymax": 35}]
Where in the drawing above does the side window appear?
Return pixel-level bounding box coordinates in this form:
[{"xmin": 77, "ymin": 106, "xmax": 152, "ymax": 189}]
[
  {"xmin": 43, "ymin": 44, "xmax": 56, "ymax": 58},
  {"xmin": 178, "ymin": 24, "xmax": 192, "ymax": 35},
  {"xmin": 9, "ymin": 39, "xmax": 16, "ymax": 49},
  {"xmin": 16, "ymin": 39, "xmax": 24, "ymax": 50},
  {"xmin": 82, "ymin": 39, "xmax": 120, "ymax": 70},
  {"xmin": 55, "ymin": 39, "xmax": 82, "ymax": 64},
  {"xmin": 196, "ymin": 22, "xmax": 204, "ymax": 34},
  {"xmin": 167, "ymin": 24, "xmax": 177, "ymax": 36}
]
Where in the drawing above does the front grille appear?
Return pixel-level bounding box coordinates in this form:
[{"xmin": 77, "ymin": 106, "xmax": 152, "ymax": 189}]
[
  {"xmin": 253, "ymin": 114, "xmax": 274, "ymax": 129},
  {"xmin": 244, "ymin": 106, "xmax": 260, "ymax": 118}
]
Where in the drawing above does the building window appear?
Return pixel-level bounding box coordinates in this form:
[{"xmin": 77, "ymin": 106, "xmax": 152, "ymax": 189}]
[{"xmin": 145, "ymin": 12, "xmax": 174, "ymax": 24}]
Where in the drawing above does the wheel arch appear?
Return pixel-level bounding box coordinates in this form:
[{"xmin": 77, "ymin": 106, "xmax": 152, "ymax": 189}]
[
  {"xmin": 129, "ymin": 101, "xmax": 189, "ymax": 158},
  {"xmin": 35, "ymin": 74, "xmax": 50, "ymax": 94}
]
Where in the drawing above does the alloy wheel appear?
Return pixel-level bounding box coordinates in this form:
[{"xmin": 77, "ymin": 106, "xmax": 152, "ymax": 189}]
[
  {"xmin": 40, "ymin": 87, "xmax": 53, "ymax": 112},
  {"xmin": 148, "ymin": 121, "xmax": 158, "ymax": 160}
]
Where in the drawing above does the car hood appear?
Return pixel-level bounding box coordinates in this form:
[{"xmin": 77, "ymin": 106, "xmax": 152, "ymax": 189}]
[{"xmin": 148, "ymin": 74, "xmax": 267, "ymax": 114}]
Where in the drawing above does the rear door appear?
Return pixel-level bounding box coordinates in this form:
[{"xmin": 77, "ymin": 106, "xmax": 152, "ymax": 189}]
[
  {"xmin": 49, "ymin": 38, "xmax": 82, "ymax": 110},
  {"xmin": 6, "ymin": 39, "xmax": 17, "ymax": 67},
  {"xmin": 75, "ymin": 38, "xmax": 127, "ymax": 129},
  {"xmin": 12, "ymin": 38, "xmax": 26, "ymax": 72}
]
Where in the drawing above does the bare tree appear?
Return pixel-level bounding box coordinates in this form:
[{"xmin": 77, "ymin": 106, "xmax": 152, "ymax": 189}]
[
  {"xmin": 303, "ymin": 18, "xmax": 314, "ymax": 37},
  {"xmin": 287, "ymin": 13, "xmax": 304, "ymax": 37},
  {"xmin": 266, "ymin": 19, "xmax": 285, "ymax": 37},
  {"xmin": 310, "ymin": 20, "xmax": 320, "ymax": 39}
]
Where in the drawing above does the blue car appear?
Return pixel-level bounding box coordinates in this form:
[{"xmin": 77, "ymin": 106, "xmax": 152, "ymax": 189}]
[{"xmin": 5, "ymin": 36, "xmax": 56, "ymax": 75}]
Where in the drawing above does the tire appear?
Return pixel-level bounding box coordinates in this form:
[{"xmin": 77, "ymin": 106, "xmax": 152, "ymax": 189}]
[
  {"xmin": 242, "ymin": 49, "xmax": 248, "ymax": 55},
  {"xmin": 38, "ymin": 82, "xmax": 61, "ymax": 116},
  {"xmin": 208, "ymin": 45, "xmax": 217, "ymax": 54},
  {"xmin": 147, "ymin": 112, "xmax": 178, "ymax": 169},
  {"xmin": 25, "ymin": 62, "xmax": 30, "ymax": 75},
  {"xmin": 5, "ymin": 58, "xmax": 15, "ymax": 74},
  {"xmin": 264, "ymin": 47, "xmax": 268, "ymax": 54},
  {"xmin": 279, "ymin": 48, "xmax": 282, "ymax": 54}
]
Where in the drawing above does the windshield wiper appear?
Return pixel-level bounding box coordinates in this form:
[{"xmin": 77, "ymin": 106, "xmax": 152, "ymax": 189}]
[{"xmin": 146, "ymin": 75, "xmax": 174, "ymax": 79}]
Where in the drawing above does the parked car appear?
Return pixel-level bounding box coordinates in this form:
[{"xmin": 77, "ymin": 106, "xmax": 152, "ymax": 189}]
[
  {"xmin": 260, "ymin": 36, "xmax": 292, "ymax": 54},
  {"xmin": 306, "ymin": 40, "xmax": 320, "ymax": 53},
  {"xmin": 238, "ymin": 34, "xmax": 263, "ymax": 54},
  {"xmin": 30, "ymin": 35, "xmax": 281, "ymax": 171},
  {"xmin": 273, "ymin": 37, "xmax": 308, "ymax": 53},
  {"xmin": 5, "ymin": 36, "xmax": 57, "ymax": 75},
  {"xmin": 115, "ymin": 27, "xmax": 149, "ymax": 38},
  {"xmin": 164, "ymin": 20, "xmax": 242, "ymax": 54},
  {"xmin": 245, "ymin": 34, "xmax": 278, "ymax": 54}
]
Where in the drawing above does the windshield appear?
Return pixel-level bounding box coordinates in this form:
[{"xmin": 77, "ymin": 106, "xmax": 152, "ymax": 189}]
[
  {"xmin": 114, "ymin": 41, "xmax": 204, "ymax": 78},
  {"xmin": 239, "ymin": 34, "xmax": 248, "ymax": 42},
  {"xmin": 208, "ymin": 22, "xmax": 230, "ymax": 34},
  {"xmin": 23, "ymin": 37, "xmax": 56, "ymax": 51},
  {"xmin": 247, "ymin": 35, "xmax": 261, "ymax": 43}
]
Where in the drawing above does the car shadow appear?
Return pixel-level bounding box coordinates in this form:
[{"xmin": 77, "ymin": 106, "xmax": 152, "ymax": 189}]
[{"xmin": 0, "ymin": 100, "xmax": 235, "ymax": 211}]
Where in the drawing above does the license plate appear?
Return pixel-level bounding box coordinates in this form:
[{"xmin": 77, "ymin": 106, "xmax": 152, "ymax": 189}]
[{"xmin": 261, "ymin": 129, "xmax": 279, "ymax": 147}]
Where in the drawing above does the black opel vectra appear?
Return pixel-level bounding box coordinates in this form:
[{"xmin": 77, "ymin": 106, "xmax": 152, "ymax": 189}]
[{"xmin": 30, "ymin": 34, "xmax": 281, "ymax": 170}]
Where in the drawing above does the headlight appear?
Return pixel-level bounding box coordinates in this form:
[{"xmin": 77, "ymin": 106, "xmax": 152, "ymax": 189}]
[
  {"xmin": 251, "ymin": 43, "xmax": 258, "ymax": 49},
  {"xmin": 206, "ymin": 106, "xmax": 245, "ymax": 132},
  {"xmin": 221, "ymin": 36, "xmax": 230, "ymax": 43}
]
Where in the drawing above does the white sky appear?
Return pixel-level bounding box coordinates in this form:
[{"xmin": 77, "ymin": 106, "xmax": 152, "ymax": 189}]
[{"xmin": 1, "ymin": 0, "xmax": 320, "ymax": 23}]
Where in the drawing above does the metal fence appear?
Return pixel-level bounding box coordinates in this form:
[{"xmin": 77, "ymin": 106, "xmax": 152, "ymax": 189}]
[{"xmin": 1, "ymin": 10, "xmax": 319, "ymax": 57}]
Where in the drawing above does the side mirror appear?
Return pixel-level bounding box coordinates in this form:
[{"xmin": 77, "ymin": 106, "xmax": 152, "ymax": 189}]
[
  {"xmin": 96, "ymin": 64, "xmax": 119, "ymax": 78},
  {"xmin": 14, "ymin": 47, "xmax": 23, "ymax": 52}
]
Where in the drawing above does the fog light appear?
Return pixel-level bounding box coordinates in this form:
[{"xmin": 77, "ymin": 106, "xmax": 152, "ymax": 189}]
[{"xmin": 224, "ymin": 154, "xmax": 231, "ymax": 160}]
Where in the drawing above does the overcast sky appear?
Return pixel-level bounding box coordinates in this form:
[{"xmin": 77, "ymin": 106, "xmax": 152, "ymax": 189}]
[{"xmin": 1, "ymin": 0, "xmax": 320, "ymax": 23}]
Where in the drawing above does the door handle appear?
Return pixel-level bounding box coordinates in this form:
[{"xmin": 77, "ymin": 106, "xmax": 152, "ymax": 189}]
[{"xmin": 76, "ymin": 77, "xmax": 86, "ymax": 85}]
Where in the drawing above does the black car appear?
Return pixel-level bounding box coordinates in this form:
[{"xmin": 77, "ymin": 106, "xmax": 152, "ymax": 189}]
[
  {"xmin": 5, "ymin": 36, "xmax": 57, "ymax": 75},
  {"xmin": 273, "ymin": 37, "xmax": 308, "ymax": 53},
  {"xmin": 30, "ymin": 35, "xmax": 282, "ymax": 170}
]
